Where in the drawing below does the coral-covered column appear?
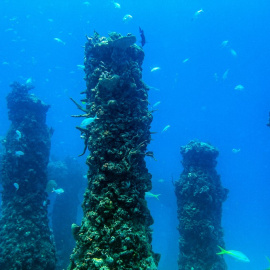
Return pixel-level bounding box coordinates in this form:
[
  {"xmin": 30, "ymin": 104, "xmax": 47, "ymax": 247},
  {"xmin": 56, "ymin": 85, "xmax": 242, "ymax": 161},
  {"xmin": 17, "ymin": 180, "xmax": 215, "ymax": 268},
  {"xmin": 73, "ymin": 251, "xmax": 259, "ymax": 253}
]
[
  {"xmin": 69, "ymin": 32, "xmax": 159, "ymax": 270},
  {"xmin": 175, "ymin": 140, "xmax": 228, "ymax": 270},
  {"xmin": 0, "ymin": 82, "xmax": 56, "ymax": 270}
]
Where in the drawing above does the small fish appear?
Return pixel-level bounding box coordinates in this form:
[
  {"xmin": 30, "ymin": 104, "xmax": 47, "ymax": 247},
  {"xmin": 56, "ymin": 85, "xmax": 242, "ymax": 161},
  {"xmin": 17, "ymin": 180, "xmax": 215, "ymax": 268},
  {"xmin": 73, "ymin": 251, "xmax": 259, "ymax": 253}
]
[
  {"xmin": 48, "ymin": 18, "xmax": 54, "ymax": 22},
  {"xmin": 151, "ymin": 67, "xmax": 161, "ymax": 72},
  {"xmin": 230, "ymin": 49, "xmax": 237, "ymax": 57},
  {"xmin": 54, "ymin": 38, "xmax": 65, "ymax": 45},
  {"xmin": 182, "ymin": 58, "xmax": 189, "ymax": 63},
  {"xmin": 145, "ymin": 192, "xmax": 161, "ymax": 200},
  {"xmin": 26, "ymin": 77, "xmax": 32, "ymax": 85},
  {"xmin": 216, "ymin": 246, "xmax": 250, "ymax": 263},
  {"xmin": 222, "ymin": 69, "xmax": 229, "ymax": 80},
  {"xmin": 234, "ymin": 84, "xmax": 244, "ymax": 91},
  {"xmin": 77, "ymin": 64, "xmax": 85, "ymax": 70},
  {"xmin": 162, "ymin": 125, "xmax": 170, "ymax": 133},
  {"xmin": 80, "ymin": 115, "xmax": 98, "ymax": 128},
  {"xmin": 15, "ymin": 151, "xmax": 24, "ymax": 157},
  {"xmin": 113, "ymin": 1, "xmax": 121, "ymax": 8},
  {"xmin": 123, "ymin": 14, "xmax": 133, "ymax": 23},
  {"xmin": 16, "ymin": 130, "xmax": 22, "ymax": 141},
  {"xmin": 221, "ymin": 40, "xmax": 229, "ymax": 48},
  {"xmin": 83, "ymin": 1, "xmax": 90, "ymax": 6},
  {"xmin": 153, "ymin": 101, "xmax": 161, "ymax": 108},
  {"xmin": 52, "ymin": 188, "xmax": 64, "ymax": 195},
  {"xmin": 148, "ymin": 86, "xmax": 160, "ymax": 91},
  {"xmin": 14, "ymin": 183, "xmax": 19, "ymax": 191},
  {"xmin": 232, "ymin": 148, "xmax": 240, "ymax": 154},
  {"xmin": 158, "ymin": 179, "xmax": 165, "ymax": 183},
  {"xmin": 214, "ymin": 73, "xmax": 219, "ymax": 81},
  {"xmin": 43, "ymin": 200, "xmax": 47, "ymax": 206},
  {"xmin": 139, "ymin": 27, "xmax": 146, "ymax": 47},
  {"xmin": 192, "ymin": 9, "xmax": 204, "ymax": 20}
]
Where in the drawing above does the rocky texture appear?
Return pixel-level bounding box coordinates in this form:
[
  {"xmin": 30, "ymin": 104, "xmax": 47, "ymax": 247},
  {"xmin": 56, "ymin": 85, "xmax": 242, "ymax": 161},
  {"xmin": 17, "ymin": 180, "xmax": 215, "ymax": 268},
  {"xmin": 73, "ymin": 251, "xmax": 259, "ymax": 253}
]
[
  {"xmin": 0, "ymin": 82, "xmax": 56, "ymax": 270},
  {"xmin": 175, "ymin": 140, "xmax": 228, "ymax": 270},
  {"xmin": 68, "ymin": 32, "xmax": 159, "ymax": 270}
]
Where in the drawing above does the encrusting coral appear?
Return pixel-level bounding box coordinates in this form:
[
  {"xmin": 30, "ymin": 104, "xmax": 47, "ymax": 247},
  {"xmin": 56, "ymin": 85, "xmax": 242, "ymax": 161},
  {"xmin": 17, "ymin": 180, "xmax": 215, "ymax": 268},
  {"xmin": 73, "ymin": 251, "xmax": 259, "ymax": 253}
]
[
  {"xmin": 0, "ymin": 82, "xmax": 56, "ymax": 270},
  {"xmin": 68, "ymin": 32, "xmax": 160, "ymax": 270},
  {"xmin": 175, "ymin": 140, "xmax": 228, "ymax": 270}
]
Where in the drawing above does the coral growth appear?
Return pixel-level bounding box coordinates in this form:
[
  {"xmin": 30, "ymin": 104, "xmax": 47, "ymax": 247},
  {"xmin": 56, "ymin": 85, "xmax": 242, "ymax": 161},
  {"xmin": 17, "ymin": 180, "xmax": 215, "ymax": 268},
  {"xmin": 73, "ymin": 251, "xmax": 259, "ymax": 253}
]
[
  {"xmin": 175, "ymin": 140, "xmax": 228, "ymax": 270},
  {"xmin": 0, "ymin": 82, "xmax": 56, "ymax": 270},
  {"xmin": 68, "ymin": 32, "xmax": 159, "ymax": 270}
]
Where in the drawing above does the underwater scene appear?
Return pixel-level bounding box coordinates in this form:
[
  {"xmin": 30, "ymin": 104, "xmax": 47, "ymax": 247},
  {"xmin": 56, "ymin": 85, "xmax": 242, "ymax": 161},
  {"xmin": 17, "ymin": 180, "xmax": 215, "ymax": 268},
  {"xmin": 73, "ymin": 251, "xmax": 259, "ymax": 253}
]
[{"xmin": 0, "ymin": 0, "xmax": 269, "ymax": 269}]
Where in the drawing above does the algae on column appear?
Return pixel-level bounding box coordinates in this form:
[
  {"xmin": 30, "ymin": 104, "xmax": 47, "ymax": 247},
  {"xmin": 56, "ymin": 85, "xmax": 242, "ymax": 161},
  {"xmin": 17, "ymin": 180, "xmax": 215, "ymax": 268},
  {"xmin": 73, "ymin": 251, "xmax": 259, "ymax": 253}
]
[
  {"xmin": 0, "ymin": 82, "xmax": 56, "ymax": 270},
  {"xmin": 69, "ymin": 32, "xmax": 160, "ymax": 270},
  {"xmin": 175, "ymin": 140, "xmax": 228, "ymax": 270}
]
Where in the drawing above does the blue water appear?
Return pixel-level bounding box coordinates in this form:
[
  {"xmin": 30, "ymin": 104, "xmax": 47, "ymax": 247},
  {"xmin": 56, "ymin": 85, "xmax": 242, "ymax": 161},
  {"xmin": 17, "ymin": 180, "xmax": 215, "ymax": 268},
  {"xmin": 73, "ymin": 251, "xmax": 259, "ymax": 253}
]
[{"xmin": 1, "ymin": 0, "xmax": 270, "ymax": 269}]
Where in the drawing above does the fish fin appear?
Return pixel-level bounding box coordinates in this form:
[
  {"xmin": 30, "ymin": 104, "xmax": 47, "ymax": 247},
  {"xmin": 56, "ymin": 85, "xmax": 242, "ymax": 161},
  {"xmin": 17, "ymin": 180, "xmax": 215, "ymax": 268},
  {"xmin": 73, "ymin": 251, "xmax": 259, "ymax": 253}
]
[
  {"xmin": 216, "ymin": 246, "xmax": 227, "ymax": 255},
  {"xmin": 155, "ymin": 194, "xmax": 161, "ymax": 200}
]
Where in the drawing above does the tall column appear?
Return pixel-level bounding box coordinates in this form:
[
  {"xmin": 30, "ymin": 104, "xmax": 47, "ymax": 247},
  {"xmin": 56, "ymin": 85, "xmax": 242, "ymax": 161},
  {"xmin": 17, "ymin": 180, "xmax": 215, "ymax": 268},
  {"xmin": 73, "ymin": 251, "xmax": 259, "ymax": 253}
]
[
  {"xmin": 69, "ymin": 32, "xmax": 159, "ymax": 270},
  {"xmin": 175, "ymin": 140, "xmax": 228, "ymax": 270},
  {"xmin": 0, "ymin": 82, "xmax": 56, "ymax": 270}
]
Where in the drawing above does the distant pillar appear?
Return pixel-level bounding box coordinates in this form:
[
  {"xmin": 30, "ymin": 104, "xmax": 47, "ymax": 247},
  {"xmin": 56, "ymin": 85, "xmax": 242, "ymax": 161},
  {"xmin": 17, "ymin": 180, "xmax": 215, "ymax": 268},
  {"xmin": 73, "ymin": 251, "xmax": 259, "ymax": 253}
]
[
  {"xmin": 175, "ymin": 140, "xmax": 228, "ymax": 270},
  {"xmin": 48, "ymin": 158, "xmax": 84, "ymax": 270},
  {"xmin": 68, "ymin": 32, "xmax": 160, "ymax": 270},
  {"xmin": 0, "ymin": 82, "xmax": 56, "ymax": 270}
]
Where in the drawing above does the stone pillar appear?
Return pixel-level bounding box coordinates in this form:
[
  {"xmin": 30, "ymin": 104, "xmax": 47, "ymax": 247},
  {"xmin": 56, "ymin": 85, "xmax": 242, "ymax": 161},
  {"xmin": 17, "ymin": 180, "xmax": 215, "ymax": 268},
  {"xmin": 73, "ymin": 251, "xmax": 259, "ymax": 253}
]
[
  {"xmin": 69, "ymin": 32, "xmax": 159, "ymax": 270},
  {"xmin": 0, "ymin": 82, "xmax": 56, "ymax": 270},
  {"xmin": 175, "ymin": 140, "xmax": 228, "ymax": 270}
]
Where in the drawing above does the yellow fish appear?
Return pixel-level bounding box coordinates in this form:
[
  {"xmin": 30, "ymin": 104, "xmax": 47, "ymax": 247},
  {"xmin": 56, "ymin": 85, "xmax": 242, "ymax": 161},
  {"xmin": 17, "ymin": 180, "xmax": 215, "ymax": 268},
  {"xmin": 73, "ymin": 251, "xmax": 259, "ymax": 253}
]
[{"xmin": 217, "ymin": 246, "xmax": 250, "ymax": 263}]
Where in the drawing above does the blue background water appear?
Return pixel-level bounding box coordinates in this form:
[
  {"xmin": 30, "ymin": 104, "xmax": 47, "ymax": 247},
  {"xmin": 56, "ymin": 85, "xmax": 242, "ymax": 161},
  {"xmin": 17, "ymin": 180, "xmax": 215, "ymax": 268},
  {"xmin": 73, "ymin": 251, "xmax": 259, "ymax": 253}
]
[{"xmin": 0, "ymin": 0, "xmax": 270, "ymax": 269}]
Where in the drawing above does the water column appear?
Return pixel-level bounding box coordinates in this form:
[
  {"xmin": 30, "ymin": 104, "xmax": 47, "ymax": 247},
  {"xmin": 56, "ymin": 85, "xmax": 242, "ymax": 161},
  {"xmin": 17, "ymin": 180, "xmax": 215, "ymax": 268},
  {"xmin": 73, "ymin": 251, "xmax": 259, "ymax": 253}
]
[
  {"xmin": 175, "ymin": 140, "xmax": 228, "ymax": 270},
  {"xmin": 0, "ymin": 82, "xmax": 56, "ymax": 270},
  {"xmin": 69, "ymin": 32, "xmax": 160, "ymax": 270},
  {"xmin": 48, "ymin": 158, "xmax": 85, "ymax": 270}
]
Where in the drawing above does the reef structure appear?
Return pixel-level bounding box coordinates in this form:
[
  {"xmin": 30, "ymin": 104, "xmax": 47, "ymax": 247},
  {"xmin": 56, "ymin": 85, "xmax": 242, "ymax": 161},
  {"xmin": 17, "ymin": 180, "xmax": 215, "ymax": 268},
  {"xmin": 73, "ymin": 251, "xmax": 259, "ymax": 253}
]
[
  {"xmin": 175, "ymin": 140, "xmax": 228, "ymax": 270},
  {"xmin": 68, "ymin": 32, "xmax": 160, "ymax": 270},
  {"xmin": 0, "ymin": 82, "xmax": 56, "ymax": 269}
]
